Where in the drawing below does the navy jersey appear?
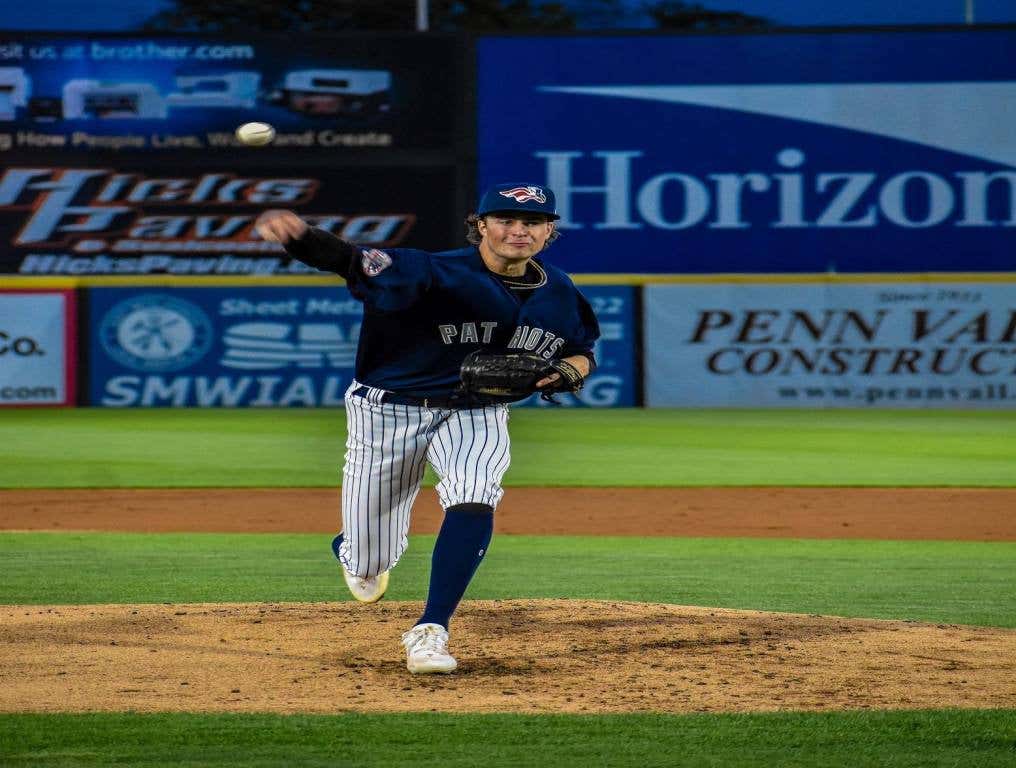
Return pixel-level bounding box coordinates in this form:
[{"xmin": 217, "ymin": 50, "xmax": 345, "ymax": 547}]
[
  {"xmin": 284, "ymin": 229, "xmax": 600, "ymax": 395},
  {"xmin": 345, "ymin": 245, "xmax": 599, "ymax": 395}
]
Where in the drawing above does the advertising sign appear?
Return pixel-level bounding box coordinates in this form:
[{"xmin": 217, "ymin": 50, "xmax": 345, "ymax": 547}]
[
  {"xmin": 0, "ymin": 290, "xmax": 76, "ymax": 406},
  {"xmin": 88, "ymin": 284, "xmax": 636, "ymax": 408},
  {"xmin": 89, "ymin": 286, "xmax": 361, "ymax": 407},
  {"xmin": 645, "ymin": 282, "xmax": 1016, "ymax": 408},
  {"xmin": 0, "ymin": 34, "xmax": 460, "ymax": 152},
  {"xmin": 0, "ymin": 162, "xmax": 458, "ymax": 275},
  {"xmin": 478, "ymin": 30, "xmax": 1016, "ymax": 273},
  {"xmin": 514, "ymin": 285, "xmax": 637, "ymax": 407}
]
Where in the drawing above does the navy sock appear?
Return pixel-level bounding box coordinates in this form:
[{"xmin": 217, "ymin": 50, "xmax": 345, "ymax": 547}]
[{"xmin": 418, "ymin": 503, "xmax": 494, "ymax": 629}]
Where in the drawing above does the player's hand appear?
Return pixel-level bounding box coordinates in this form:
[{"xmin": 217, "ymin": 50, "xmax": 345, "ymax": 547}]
[
  {"xmin": 255, "ymin": 210, "xmax": 308, "ymax": 245},
  {"xmin": 535, "ymin": 354, "xmax": 590, "ymax": 389}
]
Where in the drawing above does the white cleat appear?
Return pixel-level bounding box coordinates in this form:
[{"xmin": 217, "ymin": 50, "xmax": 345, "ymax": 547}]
[
  {"xmin": 401, "ymin": 623, "xmax": 458, "ymax": 674},
  {"xmin": 342, "ymin": 569, "xmax": 389, "ymax": 604}
]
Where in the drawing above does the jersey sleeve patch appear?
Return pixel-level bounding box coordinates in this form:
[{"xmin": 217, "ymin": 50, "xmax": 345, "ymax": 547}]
[{"xmin": 361, "ymin": 248, "xmax": 393, "ymax": 277}]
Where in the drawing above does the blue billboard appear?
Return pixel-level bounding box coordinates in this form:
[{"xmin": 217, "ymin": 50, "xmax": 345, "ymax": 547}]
[
  {"xmin": 87, "ymin": 284, "xmax": 636, "ymax": 407},
  {"xmin": 514, "ymin": 285, "xmax": 637, "ymax": 408},
  {"xmin": 478, "ymin": 29, "xmax": 1016, "ymax": 274},
  {"xmin": 89, "ymin": 286, "xmax": 361, "ymax": 407}
]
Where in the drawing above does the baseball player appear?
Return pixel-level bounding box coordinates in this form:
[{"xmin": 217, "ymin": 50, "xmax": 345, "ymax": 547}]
[{"xmin": 255, "ymin": 182, "xmax": 599, "ymax": 673}]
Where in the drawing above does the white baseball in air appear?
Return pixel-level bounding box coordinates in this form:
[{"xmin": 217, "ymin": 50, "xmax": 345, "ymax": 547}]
[{"xmin": 235, "ymin": 121, "xmax": 276, "ymax": 146}]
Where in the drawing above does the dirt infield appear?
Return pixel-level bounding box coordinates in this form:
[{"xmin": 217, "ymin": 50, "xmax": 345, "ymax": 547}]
[
  {"xmin": 3, "ymin": 486, "xmax": 1015, "ymax": 540},
  {"xmin": 2, "ymin": 601, "xmax": 1014, "ymax": 714},
  {"xmin": 2, "ymin": 486, "xmax": 1014, "ymax": 714}
]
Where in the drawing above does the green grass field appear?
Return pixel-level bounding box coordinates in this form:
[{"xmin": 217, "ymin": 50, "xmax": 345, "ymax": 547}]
[
  {"xmin": 2, "ymin": 533, "xmax": 1014, "ymax": 627},
  {"xmin": 3, "ymin": 710, "xmax": 1015, "ymax": 768},
  {"xmin": 5, "ymin": 407, "xmax": 1016, "ymax": 487},
  {"xmin": 2, "ymin": 407, "xmax": 1014, "ymax": 767}
]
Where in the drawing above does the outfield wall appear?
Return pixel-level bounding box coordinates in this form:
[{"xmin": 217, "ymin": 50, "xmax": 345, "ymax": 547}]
[
  {"xmin": 1, "ymin": 28, "xmax": 1013, "ymax": 409},
  {"xmin": 0, "ymin": 281, "xmax": 639, "ymax": 408},
  {"xmin": 4, "ymin": 276, "xmax": 1014, "ymax": 409}
]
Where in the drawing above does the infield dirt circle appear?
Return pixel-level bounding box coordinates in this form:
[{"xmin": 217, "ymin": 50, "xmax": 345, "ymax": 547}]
[{"xmin": 2, "ymin": 487, "xmax": 1015, "ymax": 714}]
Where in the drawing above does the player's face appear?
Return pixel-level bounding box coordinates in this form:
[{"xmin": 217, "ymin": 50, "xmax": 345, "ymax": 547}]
[{"xmin": 478, "ymin": 214, "xmax": 555, "ymax": 263}]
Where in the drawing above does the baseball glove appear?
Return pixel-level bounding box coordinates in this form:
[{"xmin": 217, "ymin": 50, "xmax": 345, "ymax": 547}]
[{"xmin": 459, "ymin": 350, "xmax": 585, "ymax": 402}]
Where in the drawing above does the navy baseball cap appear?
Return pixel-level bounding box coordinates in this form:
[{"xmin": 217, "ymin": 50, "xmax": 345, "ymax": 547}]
[{"xmin": 476, "ymin": 182, "xmax": 559, "ymax": 219}]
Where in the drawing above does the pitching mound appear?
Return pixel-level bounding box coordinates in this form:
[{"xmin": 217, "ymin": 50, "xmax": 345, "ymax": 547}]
[{"xmin": 2, "ymin": 600, "xmax": 1013, "ymax": 714}]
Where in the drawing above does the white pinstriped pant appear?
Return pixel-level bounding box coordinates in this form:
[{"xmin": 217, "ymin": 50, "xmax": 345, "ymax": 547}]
[{"xmin": 337, "ymin": 380, "xmax": 511, "ymax": 578}]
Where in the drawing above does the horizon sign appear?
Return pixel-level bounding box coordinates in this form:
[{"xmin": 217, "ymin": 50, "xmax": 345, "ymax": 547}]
[{"xmin": 478, "ymin": 30, "xmax": 1016, "ymax": 274}]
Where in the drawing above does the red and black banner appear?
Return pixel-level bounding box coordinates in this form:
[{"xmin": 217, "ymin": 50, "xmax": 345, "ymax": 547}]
[{"xmin": 0, "ymin": 162, "xmax": 461, "ymax": 275}]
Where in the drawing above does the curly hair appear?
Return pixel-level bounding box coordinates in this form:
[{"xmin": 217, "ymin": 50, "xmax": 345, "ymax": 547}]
[{"xmin": 463, "ymin": 213, "xmax": 561, "ymax": 248}]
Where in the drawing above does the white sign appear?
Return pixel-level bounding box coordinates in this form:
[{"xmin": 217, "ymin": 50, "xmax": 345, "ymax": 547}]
[
  {"xmin": 0, "ymin": 292, "xmax": 69, "ymax": 405},
  {"xmin": 646, "ymin": 282, "xmax": 1016, "ymax": 408}
]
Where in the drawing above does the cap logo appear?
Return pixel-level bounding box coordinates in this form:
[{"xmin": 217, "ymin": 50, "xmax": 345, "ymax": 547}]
[{"xmin": 499, "ymin": 186, "xmax": 547, "ymax": 204}]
